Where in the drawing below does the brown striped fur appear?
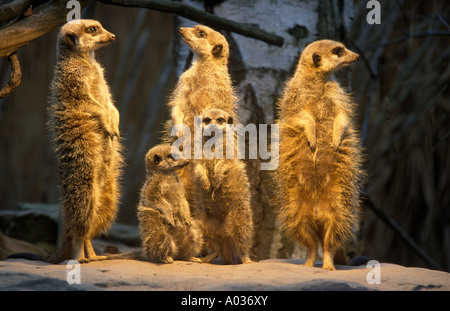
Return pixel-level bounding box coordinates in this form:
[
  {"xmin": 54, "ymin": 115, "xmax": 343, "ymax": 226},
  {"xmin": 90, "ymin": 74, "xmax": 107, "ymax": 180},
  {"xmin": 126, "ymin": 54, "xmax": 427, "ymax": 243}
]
[
  {"xmin": 9, "ymin": 20, "xmax": 123, "ymax": 264},
  {"xmin": 275, "ymin": 40, "xmax": 364, "ymax": 270}
]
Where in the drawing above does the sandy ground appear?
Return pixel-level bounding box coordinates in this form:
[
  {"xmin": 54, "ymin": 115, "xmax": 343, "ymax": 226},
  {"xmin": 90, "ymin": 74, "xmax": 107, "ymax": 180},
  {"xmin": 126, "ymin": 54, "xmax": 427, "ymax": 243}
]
[{"xmin": 1, "ymin": 256, "xmax": 449, "ymax": 291}]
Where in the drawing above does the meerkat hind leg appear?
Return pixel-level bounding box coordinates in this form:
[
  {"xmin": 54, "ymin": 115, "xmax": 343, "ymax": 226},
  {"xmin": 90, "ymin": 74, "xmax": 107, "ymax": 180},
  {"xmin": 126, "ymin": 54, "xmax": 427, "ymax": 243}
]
[
  {"xmin": 303, "ymin": 238, "xmax": 319, "ymax": 267},
  {"xmin": 297, "ymin": 220, "xmax": 319, "ymax": 267},
  {"xmin": 201, "ymin": 251, "xmax": 219, "ymax": 263},
  {"xmin": 84, "ymin": 239, "xmax": 107, "ymax": 261},
  {"xmin": 71, "ymin": 237, "xmax": 90, "ymax": 263},
  {"xmin": 322, "ymin": 247, "xmax": 336, "ymax": 271},
  {"xmin": 322, "ymin": 222, "xmax": 337, "ymax": 271}
]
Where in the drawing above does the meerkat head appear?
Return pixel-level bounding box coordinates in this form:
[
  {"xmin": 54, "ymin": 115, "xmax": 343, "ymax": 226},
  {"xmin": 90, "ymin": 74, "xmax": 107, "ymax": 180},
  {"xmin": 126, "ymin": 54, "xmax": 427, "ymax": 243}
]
[
  {"xmin": 145, "ymin": 144, "xmax": 189, "ymax": 174},
  {"xmin": 299, "ymin": 40, "xmax": 359, "ymax": 75},
  {"xmin": 179, "ymin": 25, "xmax": 229, "ymax": 63},
  {"xmin": 58, "ymin": 19, "xmax": 115, "ymax": 55},
  {"xmin": 201, "ymin": 108, "xmax": 233, "ymax": 140}
]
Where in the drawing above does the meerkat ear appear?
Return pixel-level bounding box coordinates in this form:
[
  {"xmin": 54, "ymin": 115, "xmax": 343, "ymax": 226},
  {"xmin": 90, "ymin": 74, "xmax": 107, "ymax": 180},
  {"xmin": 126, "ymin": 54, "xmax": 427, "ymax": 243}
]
[
  {"xmin": 154, "ymin": 154, "xmax": 162, "ymax": 165},
  {"xmin": 227, "ymin": 116, "xmax": 233, "ymax": 124},
  {"xmin": 64, "ymin": 31, "xmax": 78, "ymax": 49},
  {"xmin": 312, "ymin": 53, "xmax": 321, "ymax": 67},
  {"xmin": 212, "ymin": 44, "xmax": 223, "ymax": 58}
]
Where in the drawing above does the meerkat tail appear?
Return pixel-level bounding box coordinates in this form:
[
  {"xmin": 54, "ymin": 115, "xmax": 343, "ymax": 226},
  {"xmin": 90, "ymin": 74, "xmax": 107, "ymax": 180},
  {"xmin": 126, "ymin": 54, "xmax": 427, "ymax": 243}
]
[{"xmin": 105, "ymin": 250, "xmax": 143, "ymax": 261}]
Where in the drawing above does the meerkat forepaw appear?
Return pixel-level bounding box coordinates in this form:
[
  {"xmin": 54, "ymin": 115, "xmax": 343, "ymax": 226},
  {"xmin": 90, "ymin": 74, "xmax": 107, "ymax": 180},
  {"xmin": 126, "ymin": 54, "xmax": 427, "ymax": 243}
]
[
  {"xmin": 203, "ymin": 181, "xmax": 211, "ymax": 192},
  {"xmin": 308, "ymin": 140, "xmax": 317, "ymax": 152},
  {"xmin": 184, "ymin": 219, "xmax": 192, "ymax": 227},
  {"xmin": 189, "ymin": 257, "xmax": 203, "ymax": 263},
  {"xmin": 212, "ymin": 180, "xmax": 222, "ymax": 192},
  {"xmin": 108, "ymin": 132, "xmax": 119, "ymax": 140},
  {"xmin": 162, "ymin": 256, "xmax": 174, "ymax": 264},
  {"xmin": 331, "ymin": 140, "xmax": 341, "ymax": 151}
]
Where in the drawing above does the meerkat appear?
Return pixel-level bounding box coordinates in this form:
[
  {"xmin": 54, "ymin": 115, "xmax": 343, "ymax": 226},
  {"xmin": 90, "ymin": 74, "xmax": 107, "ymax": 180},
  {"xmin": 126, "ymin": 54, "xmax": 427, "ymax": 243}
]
[
  {"xmin": 169, "ymin": 24, "xmax": 237, "ymax": 132},
  {"xmin": 165, "ymin": 25, "xmax": 238, "ymax": 219},
  {"xmin": 8, "ymin": 20, "xmax": 122, "ymax": 264},
  {"xmin": 275, "ymin": 40, "xmax": 364, "ymax": 271},
  {"xmin": 193, "ymin": 108, "xmax": 253, "ymax": 265},
  {"xmin": 109, "ymin": 144, "xmax": 203, "ymax": 263}
]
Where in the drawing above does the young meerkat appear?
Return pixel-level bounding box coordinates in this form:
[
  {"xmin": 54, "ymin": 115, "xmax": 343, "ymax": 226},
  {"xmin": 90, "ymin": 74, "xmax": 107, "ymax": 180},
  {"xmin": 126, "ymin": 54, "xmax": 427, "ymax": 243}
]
[
  {"xmin": 137, "ymin": 144, "xmax": 203, "ymax": 263},
  {"xmin": 275, "ymin": 40, "xmax": 364, "ymax": 271},
  {"xmin": 107, "ymin": 144, "xmax": 203, "ymax": 263},
  {"xmin": 9, "ymin": 20, "xmax": 121, "ymax": 264},
  {"xmin": 193, "ymin": 108, "xmax": 254, "ymax": 265},
  {"xmin": 108, "ymin": 145, "xmax": 202, "ymax": 263}
]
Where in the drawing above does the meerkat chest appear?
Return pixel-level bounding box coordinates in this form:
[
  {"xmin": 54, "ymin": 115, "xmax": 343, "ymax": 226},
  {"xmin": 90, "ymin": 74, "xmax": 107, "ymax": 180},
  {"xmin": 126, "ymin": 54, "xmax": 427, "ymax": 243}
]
[
  {"xmin": 185, "ymin": 70, "xmax": 230, "ymax": 109},
  {"xmin": 317, "ymin": 98, "xmax": 335, "ymax": 121},
  {"xmin": 88, "ymin": 62, "xmax": 112, "ymax": 106}
]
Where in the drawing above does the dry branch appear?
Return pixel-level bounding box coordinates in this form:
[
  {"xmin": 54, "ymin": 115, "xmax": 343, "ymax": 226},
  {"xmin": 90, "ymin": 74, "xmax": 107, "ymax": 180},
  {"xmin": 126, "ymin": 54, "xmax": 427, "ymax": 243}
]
[
  {"xmin": 0, "ymin": 0, "xmax": 82, "ymax": 58},
  {"xmin": 0, "ymin": 52, "xmax": 21, "ymax": 99},
  {"xmin": 0, "ymin": 0, "xmax": 32, "ymax": 24},
  {"xmin": 0, "ymin": 0, "xmax": 284, "ymax": 97},
  {"xmin": 98, "ymin": 0, "xmax": 285, "ymax": 47}
]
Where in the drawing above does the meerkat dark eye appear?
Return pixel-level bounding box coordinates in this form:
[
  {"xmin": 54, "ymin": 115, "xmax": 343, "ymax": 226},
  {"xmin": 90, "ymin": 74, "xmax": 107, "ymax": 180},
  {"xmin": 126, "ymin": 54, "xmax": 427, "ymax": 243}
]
[
  {"xmin": 332, "ymin": 47, "xmax": 344, "ymax": 57},
  {"xmin": 203, "ymin": 117, "xmax": 211, "ymax": 125},
  {"xmin": 198, "ymin": 30, "xmax": 206, "ymax": 38},
  {"xmin": 86, "ymin": 26, "xmax": 98, "ymax": 34},
  {"xmin": 217, "ymin": 118, "xmax": 225, "ymax": 124}
]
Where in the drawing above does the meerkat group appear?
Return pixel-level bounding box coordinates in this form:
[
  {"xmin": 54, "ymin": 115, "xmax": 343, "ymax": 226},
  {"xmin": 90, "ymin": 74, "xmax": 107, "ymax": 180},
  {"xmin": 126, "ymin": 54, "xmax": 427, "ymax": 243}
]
[
  {"xmin": 8, "ymin": 20, "xmax": 364, "ymax": 270},
  {"xmin": 168, "ymin": 25, "xmax": 253, "ymax": 264}
]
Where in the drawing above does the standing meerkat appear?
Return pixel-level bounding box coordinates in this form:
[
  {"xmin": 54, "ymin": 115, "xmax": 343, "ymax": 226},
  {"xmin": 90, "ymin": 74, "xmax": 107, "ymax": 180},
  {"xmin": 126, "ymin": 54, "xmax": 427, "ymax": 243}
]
[
  {"xmin": 9, "ymin": 20, "xmax": 122, "ymax": 264},
  {"xmin": 275, "ymin": 40, "xmax": 364, "ymax": 270},
  {"xmin": 169, "ymin": 24, "xmax": 237, "ymax": 132},
  {"xmin": 109, "ymin": 145, "xmax": 203, "ymax": 263},
  {"xmin": 166, "ymin": 25, "xmax": 238, "ymax": 218},
  {"xmin": 193, "ymin": 108, "xmax": 253, "ymax": 265}
]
